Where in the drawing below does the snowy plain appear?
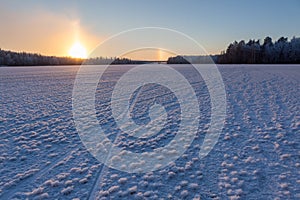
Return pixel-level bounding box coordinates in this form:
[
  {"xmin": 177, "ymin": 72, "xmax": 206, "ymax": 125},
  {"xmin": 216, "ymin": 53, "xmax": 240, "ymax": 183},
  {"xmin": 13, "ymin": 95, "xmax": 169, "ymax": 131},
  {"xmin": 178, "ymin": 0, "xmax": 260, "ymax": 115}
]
[{"xmin": 0, "ymin": 64, "xmax": 299, "ymax": 199}]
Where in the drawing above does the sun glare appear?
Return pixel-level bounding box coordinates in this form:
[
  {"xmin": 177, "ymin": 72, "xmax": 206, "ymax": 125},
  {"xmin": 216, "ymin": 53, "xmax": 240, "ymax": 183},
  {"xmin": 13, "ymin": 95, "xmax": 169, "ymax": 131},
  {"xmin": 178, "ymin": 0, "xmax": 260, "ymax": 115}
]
[{"xmin": 68, "ymin": 42, "xmax": 87, "ymax": 58}]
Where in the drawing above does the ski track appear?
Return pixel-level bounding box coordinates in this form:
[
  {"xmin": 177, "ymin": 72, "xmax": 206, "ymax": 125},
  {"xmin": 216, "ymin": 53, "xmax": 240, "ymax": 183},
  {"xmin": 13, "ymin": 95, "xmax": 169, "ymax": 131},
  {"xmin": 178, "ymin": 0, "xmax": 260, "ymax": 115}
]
[
  {"xmin": 87, "ymin": 165, "xmax": 106, "ymax": 200},
  {"xmin": 0, "ymin": 147, "xmax": 79, "ymax": 199}
]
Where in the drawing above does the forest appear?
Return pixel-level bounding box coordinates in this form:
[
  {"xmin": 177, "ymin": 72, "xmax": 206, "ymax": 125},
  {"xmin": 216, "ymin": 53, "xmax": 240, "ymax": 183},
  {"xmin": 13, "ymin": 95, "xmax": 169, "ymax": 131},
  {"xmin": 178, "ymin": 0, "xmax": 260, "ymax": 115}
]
[
  {"xmin": 167, "ymin": 36, "xmax": 300, "ymax": 64},
  {"xmin": 0, "ymin": 49, "xmax": 144, "ymax": 66}
]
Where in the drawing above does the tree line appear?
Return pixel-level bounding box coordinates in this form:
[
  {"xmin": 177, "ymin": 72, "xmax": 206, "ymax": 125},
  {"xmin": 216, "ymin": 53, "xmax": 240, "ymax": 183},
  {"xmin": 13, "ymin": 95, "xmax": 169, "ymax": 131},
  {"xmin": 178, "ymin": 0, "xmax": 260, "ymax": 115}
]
[
  {"xmin": 218, "ymin": 36, "xmax": 300, "ymax": 64},
  {"xmin": 167, "ymin": 36, "xmax": 300, "ymax": 64},
  {"xmin": 0, "ymin": 50, "xmax": 84, "ymax": 66},
  {"xmin": 0, "ymin": 49, "xmax": 144, "ymax": 66},
  {"xmin": 1, "ymin": 36, "xmax": 300, "ymax": 66}
]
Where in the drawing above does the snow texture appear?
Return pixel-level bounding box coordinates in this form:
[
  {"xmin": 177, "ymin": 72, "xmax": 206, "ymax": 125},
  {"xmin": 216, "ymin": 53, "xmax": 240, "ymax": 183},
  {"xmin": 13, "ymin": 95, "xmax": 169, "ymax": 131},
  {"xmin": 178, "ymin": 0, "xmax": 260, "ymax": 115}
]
[{"xmin": 0, "ymin": 64, "xmax": 299, "ymax": 199}]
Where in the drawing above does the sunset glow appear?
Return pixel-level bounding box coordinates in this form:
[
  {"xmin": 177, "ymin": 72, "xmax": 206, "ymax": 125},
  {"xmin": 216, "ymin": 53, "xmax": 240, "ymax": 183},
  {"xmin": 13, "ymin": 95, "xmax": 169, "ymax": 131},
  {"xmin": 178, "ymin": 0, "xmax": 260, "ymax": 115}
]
[{"xmin": 68, "ymin": 42, "xmax": 87, "ymax": 58}]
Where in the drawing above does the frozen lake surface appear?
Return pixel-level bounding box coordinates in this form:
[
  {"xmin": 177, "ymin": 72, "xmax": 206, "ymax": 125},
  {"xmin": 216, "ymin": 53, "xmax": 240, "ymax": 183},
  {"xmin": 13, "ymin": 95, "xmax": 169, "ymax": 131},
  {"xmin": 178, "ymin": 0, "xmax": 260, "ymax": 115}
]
[{"xmin": 0, "ymin": 65, "xmax": 299, "ymax": 199}]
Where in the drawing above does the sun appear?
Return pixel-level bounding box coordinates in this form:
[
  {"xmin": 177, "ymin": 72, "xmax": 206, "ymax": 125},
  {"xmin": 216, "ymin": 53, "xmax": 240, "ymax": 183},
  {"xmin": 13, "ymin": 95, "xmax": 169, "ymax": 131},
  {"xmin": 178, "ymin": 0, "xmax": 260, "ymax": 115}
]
[{"xmin": 68, "ymin": 42, "xmax": 87, "ymax": 58}]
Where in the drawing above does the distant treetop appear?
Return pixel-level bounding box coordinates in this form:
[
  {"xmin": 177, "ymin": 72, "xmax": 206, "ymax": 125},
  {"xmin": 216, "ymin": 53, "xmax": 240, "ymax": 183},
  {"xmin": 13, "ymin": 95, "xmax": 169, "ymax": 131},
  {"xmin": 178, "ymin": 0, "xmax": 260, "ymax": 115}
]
[{"xmin": 167, "ymin": 36, "xmax": 300, "ymax": 64}]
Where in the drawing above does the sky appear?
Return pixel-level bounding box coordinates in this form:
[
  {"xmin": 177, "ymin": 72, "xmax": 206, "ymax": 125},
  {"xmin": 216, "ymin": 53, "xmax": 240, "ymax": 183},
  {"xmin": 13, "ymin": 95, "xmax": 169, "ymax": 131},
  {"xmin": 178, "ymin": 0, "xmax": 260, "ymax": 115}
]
[{"xmin": 0, "ymin": 0, "xmax": 299, "ymax": 60}]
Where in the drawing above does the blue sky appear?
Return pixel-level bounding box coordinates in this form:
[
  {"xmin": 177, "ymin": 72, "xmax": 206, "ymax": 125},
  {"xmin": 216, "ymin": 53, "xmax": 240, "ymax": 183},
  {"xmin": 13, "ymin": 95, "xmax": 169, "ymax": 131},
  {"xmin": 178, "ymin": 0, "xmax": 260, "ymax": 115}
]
[{"xmin": 0, "ymin": 0, "xmax": 299, "ymax": 58}]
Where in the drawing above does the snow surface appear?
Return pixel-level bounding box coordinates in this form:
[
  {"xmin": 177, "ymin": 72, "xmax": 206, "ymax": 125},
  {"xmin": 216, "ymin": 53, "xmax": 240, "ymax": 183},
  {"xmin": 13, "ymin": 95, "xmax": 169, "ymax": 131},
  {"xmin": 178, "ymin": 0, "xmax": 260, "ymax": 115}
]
[{"xmin": 0, "ymin": 65, "xmax": 299, "ymax": 199}]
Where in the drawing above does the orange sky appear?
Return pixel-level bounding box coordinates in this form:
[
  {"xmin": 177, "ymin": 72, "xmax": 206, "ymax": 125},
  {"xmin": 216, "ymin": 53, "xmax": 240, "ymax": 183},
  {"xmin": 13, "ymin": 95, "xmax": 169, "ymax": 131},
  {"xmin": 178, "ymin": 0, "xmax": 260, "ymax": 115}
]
[
  {"xmin": 0, "ymin": 8, "xmax": 174, "ymax": 60},
  {"xmin": 0, "ymin": 8, "xmax": 100, "ymax": 57},
  {"xmin": 0, "ymin": 3, "xmax": 218, "ymax": 61}
]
